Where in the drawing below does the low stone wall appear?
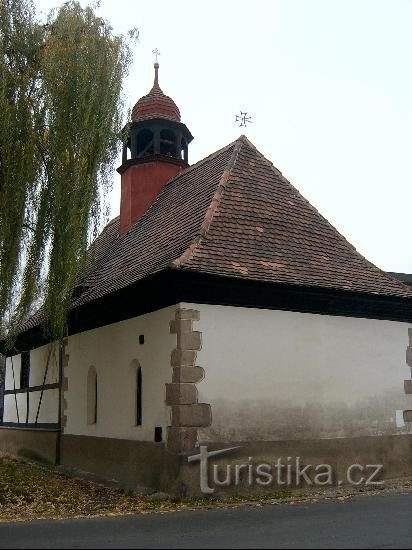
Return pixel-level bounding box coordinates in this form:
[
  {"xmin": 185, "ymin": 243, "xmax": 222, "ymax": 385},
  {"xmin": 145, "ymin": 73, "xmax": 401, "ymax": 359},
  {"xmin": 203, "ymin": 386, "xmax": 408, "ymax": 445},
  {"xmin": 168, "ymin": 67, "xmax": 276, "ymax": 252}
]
[
  {"xmin": 178, "ymin": 434, "xmax": 412, "ymax": 497},
  {"xmin": 60, "ymin": 434, "xmax": 182, "ymax": 493},
  {"xmin": 0, "ymin": 427, "xmax": 58, "ymax": 464},
  {"xmin": 1, "ymin": 429, "xmax": 411, "ymax": 497}
]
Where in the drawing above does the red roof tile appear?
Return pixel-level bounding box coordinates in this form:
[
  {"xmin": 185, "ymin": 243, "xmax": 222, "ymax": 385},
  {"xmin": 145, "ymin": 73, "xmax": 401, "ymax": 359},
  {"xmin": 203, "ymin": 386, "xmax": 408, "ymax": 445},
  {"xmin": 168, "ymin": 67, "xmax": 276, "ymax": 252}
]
[
  {"xmin": 131, "ymin": 82, "xmax": 180, "ymax": 123},
  {"xmin": 20, "ymin": 136, "xmax": 412, "ymax": 333},
  {"xmin": 173, "ymin": 137, "xmax": 412, "ymax": 298},
  {"xmin": 75, "ymin": 135, "xmax": 412, "ymax": 305}
]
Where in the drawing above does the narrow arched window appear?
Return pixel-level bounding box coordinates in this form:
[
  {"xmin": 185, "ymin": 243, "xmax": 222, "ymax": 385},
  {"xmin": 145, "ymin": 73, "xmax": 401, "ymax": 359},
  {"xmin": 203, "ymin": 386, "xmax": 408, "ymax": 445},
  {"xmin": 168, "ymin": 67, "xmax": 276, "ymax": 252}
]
[
  {"xmin": 87, "ymin": 366, "xmax": 97, "ymax": 425},
  {"xmin": 131, "ymin": 360, "xmax": 142, "ymax": 426},
  {"xmin": 136, "ymin": 365, "xmax": 142, "ymax": 426}
]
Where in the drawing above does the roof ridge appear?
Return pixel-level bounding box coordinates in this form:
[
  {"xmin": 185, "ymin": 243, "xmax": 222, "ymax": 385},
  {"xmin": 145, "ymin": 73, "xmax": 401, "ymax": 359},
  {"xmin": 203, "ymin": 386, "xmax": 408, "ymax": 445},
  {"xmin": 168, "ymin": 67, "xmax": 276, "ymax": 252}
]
[
  {"xmin": 242, "ymin": 140, "xmax": 359, "ymax": 252},
  {"xmin": 171, "ymin": 138, "xmax": 244, "ymax": 269},
  {"xmin": 169, "ymin": 137, "xmax": 240, "ymax": 181},
  {"xmin": 237, "ymin": 138, "xmax": 412, "ymax": 297},
  {"xmin": 236, "ymin": 134, "xmax": 284, "ymax": 176},
  {"xmin": 119, "ymin": 139, "xmax": 242, "ymax": 240},
  {"xmin": 104, "ymin": 215, "xmax": 120, "ymax": 227}
]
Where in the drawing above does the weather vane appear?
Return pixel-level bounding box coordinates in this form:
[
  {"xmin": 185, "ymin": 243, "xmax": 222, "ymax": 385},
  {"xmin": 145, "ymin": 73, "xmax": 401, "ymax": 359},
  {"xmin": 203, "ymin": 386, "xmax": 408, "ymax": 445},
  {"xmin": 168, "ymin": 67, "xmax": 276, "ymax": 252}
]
[
  {"xmin": 235, "ymin": 111, "xmax": 253, "ymax": 128},
  {"xmin": 152, "ymin": 48, "xmax": 160, "ymax": 63}
]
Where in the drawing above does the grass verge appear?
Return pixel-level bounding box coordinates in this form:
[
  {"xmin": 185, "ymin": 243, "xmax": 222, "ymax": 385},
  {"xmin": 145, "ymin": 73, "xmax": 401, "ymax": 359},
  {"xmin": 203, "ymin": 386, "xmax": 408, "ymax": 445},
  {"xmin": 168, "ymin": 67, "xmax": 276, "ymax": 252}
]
[
  {"xmin": 0, "ymin": 453, "xmax": 291, "ymax": 521},
  {"xmin": 0, "ymin": 453, "xmax": 411, "ymax": 522}
]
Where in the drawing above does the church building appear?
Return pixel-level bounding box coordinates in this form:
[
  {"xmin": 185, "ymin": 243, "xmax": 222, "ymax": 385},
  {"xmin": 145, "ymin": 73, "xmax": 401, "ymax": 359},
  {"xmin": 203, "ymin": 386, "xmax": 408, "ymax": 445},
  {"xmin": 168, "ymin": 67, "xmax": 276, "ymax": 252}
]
[{"xmin": 1, "ymin": 63, "xmax": 411, "ymax": 494}]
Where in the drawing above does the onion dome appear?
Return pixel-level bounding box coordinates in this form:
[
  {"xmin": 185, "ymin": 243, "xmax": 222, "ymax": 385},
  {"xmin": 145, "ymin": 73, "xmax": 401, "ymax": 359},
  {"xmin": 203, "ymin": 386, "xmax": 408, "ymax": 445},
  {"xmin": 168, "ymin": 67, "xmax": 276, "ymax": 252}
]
[{"xmin": 131, "ymin": 63, "xmax": 181, "ymax": 123}]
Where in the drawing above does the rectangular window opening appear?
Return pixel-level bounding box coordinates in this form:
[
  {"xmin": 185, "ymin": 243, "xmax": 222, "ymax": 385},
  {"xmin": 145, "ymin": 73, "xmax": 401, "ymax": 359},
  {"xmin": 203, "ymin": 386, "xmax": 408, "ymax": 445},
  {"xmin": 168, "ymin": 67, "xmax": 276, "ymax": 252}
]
[
  {"xmin": 20, "ymin": 352, "xmax": 30, "ymax": 390},
  {"xmin": 154, "ymin": 426, "xmax": 162, "ymax": 443}
]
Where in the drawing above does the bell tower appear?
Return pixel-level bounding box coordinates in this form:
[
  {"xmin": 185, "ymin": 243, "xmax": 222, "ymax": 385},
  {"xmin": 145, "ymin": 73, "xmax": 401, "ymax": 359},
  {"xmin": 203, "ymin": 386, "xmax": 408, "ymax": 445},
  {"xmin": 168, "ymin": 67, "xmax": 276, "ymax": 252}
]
[{"xmin": 118, "ymin": 61, "xmax": 193, "ymax": 235}]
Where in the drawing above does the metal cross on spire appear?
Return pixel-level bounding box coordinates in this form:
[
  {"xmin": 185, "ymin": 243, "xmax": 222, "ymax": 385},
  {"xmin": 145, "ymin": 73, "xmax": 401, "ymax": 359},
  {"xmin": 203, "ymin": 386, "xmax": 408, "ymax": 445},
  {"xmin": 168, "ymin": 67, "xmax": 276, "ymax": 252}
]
[
  {"xmin": 152, "ymin": 48, "xmax": 160, "ymax": 63},
  {"xmin": 235, "ymin": 111, "xmax": 253, "ymax": 128}
]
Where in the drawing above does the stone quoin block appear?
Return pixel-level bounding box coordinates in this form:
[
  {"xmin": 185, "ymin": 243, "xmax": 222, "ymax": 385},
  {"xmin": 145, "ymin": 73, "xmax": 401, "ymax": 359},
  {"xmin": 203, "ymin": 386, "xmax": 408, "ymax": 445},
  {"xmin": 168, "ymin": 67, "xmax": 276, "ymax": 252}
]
[
  {"xmin": 175, "ymin": 309, "xmax": 200, "ymax": 321},
  {"xmin": 409, "ymin": 328, "xmax": 412, "ymax": 346},
  {"xmin": 178, "ymin": 332, "xmax": 202, "ymax": 351},
  {"xmin": 165, "ymin": 383, "xmax": 198, "ymax": 406},
  {"xmin": 170, "ymin": 319, "xmax": 192, "ymax": 334},
  {"xmin": 171, "ymin": 404, "xmax": 212, "ymax": 428},
  {"xmin": 406, "ymin": 346, "xmax": 412, "ymax": 368},
  {"xmin": 167, "ymin": 307, "xmax": 209, "ymax": 455},
  {"xmin": 404, "ymin": 380, "xmax": 412, "ymax": 395},
  {"xmin": 404, "ymin": 410, "xmax": 412, "ymax": 423},
  {"xmin": 171, "ymin": 349, "xmax": 197, "ymax": 367},
  {"xmin": 166, "ymin": 427, "xmax": 198, "ymax": 455},
  {"xmin": 62, "ymin": 377, "xmax": 69, "ymax": 392},
  {"xmin": 172, "ymin": 366, "xmax": 205, "ymax": 384}
]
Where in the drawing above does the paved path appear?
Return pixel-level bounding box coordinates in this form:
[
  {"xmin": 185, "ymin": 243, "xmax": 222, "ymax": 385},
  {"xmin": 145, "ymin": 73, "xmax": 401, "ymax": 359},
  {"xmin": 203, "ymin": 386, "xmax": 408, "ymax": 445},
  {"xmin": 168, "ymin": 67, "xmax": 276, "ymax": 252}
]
[{"xmin": 0, "ymin": 492, "xmax": 411, "ymax": 548}]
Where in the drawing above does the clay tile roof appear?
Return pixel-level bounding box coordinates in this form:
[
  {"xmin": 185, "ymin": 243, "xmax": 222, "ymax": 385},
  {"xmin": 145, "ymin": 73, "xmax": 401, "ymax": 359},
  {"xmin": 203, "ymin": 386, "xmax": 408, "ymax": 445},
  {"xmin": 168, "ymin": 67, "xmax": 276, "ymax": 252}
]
[
  {"xmin": 70, "ymin": 135, "xmax": 412, "ymax": 307},
  {"xmin": 172, "ymin": 136, "xmax": 412, "ymax": 298},
  {"xmin": 131, "ymin": 81, "xmax": 180, "ymax": 123},
  {"xmin": 70, "ymin": 141, "xmax": 237, "ymax": 307},
  {"xmin": 19, "ymin": 135, "xmax": 412, "ymax": 333}
]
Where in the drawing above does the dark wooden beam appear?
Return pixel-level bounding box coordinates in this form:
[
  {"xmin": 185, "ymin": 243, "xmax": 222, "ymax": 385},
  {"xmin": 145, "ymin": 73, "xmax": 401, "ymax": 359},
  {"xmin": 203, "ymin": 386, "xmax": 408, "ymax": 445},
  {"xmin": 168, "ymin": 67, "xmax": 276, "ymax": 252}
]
[
  {"xmin": 6, "ymin": 270, "xmax": 412, "ymax": 353},
  {"xmin": 4, "ymin": 382, "xmax": 60, "ymax": 395},
  {"xmin": 0, "ymin": 423, "xmax": 59, "ymax": 431}
]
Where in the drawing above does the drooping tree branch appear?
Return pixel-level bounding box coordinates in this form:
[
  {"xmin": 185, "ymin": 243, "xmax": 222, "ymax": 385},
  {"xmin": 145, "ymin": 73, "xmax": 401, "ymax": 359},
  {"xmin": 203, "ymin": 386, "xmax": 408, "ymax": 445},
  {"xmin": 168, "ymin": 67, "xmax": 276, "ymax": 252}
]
[{"xmin": 0, "ymin": 0, "xmax": 137, "ymax": 345}]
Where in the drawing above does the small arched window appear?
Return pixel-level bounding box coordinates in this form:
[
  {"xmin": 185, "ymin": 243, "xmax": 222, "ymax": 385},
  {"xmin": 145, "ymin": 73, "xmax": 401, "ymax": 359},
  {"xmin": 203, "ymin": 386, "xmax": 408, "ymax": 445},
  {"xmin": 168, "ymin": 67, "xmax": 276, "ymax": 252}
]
[
  {"xmin": 131, "ymin": 360, "xmax": 142, "ymax": 426},
  {"xmin": 87, "ymin": 366, "xmax": 97, "ymax": 425}
]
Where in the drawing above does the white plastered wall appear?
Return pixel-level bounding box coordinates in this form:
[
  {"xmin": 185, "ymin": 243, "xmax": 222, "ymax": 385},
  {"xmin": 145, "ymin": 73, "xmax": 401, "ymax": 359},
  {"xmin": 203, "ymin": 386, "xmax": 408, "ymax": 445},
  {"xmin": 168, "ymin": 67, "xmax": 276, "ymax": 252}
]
[
  {"xmin": 182, "ymin": 303, "xmax": 412, "ymax": 442},
  {"xmin": 64, "ymin": 305, "xmax": 177, "ymax": 441}
]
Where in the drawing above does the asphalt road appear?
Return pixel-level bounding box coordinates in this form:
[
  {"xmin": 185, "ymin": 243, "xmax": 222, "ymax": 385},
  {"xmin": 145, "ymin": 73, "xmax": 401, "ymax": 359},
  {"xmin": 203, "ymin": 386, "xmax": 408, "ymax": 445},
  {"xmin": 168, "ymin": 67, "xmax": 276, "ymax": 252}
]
[{"xmin": 0, "ymin": 492, "xmax": 411, "ymax": 549}]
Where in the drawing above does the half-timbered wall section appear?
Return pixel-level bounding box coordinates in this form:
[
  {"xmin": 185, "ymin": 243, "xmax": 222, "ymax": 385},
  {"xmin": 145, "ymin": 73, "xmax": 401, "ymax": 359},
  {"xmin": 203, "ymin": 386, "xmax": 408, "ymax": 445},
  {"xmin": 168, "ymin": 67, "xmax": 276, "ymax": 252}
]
[{"xmin": 3, "ymin": 342, "xmax": 60, "ymax": 428}]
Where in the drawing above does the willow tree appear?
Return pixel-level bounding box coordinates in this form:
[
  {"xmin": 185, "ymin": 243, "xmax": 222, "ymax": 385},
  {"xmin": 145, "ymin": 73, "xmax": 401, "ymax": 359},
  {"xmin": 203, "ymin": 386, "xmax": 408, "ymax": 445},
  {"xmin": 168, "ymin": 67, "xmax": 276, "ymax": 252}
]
[{"xmin": 0, "ymin": 0, "xmax": 136, "ymax": 343}]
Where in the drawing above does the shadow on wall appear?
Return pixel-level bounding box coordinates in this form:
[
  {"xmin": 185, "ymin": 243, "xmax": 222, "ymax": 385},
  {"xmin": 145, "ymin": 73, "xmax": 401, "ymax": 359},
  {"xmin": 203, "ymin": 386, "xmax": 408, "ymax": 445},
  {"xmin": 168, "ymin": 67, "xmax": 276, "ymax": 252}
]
[{"xmin": 199, "ymin": 389, "xmax": 412, "ymax": 442}]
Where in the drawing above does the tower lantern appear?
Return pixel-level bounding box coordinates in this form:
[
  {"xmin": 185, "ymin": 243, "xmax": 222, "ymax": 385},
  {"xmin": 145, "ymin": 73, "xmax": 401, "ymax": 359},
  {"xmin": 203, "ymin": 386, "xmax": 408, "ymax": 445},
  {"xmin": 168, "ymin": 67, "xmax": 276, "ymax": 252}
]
[{"xmin": 118, "ymin": 61, "xmax": 193, "ymax": 235}]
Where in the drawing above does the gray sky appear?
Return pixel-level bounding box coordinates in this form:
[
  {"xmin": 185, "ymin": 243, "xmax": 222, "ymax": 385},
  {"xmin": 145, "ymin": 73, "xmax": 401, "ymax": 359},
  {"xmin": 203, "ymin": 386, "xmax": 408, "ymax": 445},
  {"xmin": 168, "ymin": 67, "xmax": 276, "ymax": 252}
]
[{"xmin": 37, "ymin": 0, "xmax": 412, "ymax": 273}]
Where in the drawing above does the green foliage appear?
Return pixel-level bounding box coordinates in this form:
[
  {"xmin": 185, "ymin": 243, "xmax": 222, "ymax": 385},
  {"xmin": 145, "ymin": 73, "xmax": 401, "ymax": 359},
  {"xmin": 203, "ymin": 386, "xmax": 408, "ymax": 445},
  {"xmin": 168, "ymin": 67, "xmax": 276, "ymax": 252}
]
[
  {"xmin": 0, "ymin": 0, "xmax": 42, "ymax": 335},
  {"xmin": 0, "ymin": 0, "xmax": 136, "ymax": 343}
]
